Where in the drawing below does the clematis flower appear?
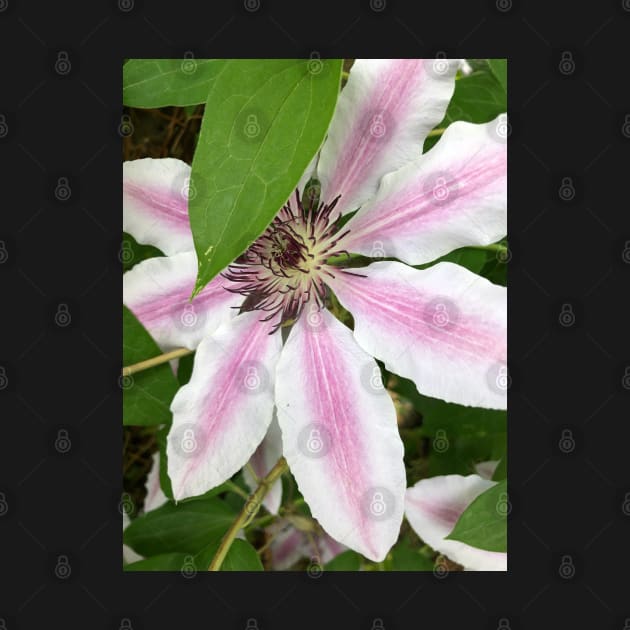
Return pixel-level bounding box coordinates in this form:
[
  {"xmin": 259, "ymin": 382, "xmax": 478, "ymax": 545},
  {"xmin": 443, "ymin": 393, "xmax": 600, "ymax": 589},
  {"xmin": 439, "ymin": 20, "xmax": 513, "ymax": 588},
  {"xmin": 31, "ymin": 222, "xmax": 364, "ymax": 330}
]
[
  {"xmin": 123, "ymin": 58, "xmax": 507, "ymax": 561},
  {"xmin": 405, "ymin": 472, "xmax": 507, "ymax": 571}
]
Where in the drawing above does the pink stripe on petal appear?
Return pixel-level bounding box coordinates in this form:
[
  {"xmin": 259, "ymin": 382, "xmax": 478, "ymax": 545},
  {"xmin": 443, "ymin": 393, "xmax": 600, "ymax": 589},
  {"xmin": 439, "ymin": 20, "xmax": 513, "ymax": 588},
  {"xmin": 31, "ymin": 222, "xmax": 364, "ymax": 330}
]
[
  {"xmin": 123, "ymin": 251, "xmax": 242, "ymax": 350},
  {"xmin": 327, "ymin": 261, "xmax": 507, "ymax": 410},
  {"xmin": 275, "ymin": 309, "xmax": 405, "ymax": 562},
  {"xmin": 317, "ymin": 59, "xmax": 459, "ymax": 215},
  {"xmin": 405, "ymin": 474, "xmax": 507, "ymax": 571},
  {"xmin": 342, "ymin": 118, "xmax": 507, "ymax": 265},
  {"xmin": 167, "ymin": 312, "xmax": 282, "ymax": 501},
  {"xmin": 123, "ymin": 158, "xmax": 194, "ymax": 255}
]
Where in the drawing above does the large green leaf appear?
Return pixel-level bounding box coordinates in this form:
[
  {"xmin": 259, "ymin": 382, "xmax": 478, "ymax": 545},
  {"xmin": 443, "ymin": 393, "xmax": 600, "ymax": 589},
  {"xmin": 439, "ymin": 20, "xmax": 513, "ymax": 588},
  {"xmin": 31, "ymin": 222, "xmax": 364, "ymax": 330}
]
[
  {"xmin": 196, "ymin": 539, "xmax": 264, "ymax": 571},
  {"xmin": 124, "ymin": 552, "xmax": 188, "ymax": 571},
  {"xmin": 446, "ymin": 479, "xmax": 507, "ymax": 552},
  {"xmin": 122, "ymin": 307, "xmax": 179, "ymax": 426},
  {"xmin": 123, "ymin": 59, "xmax": 227, "ymax": 108},
  {"xmin": 189, "ymin": 58, "xmax": 343, "ymax": 295},
  {"xmin": 123, "ymin": 496, "xmax": 237, "ymax": 556},
  {"xmin": 487, "ymin": 59, "xmax": 507, "ymax": 94}
]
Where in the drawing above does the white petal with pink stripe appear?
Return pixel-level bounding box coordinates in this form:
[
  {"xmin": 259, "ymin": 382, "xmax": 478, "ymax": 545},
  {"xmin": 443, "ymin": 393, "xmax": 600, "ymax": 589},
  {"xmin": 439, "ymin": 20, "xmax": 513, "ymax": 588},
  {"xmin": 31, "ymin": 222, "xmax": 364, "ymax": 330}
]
[
  {"xmin": 341, "ymin": 118, "xmax": 507, "ymax": 265},
  {"xmin": 405, "ymin": 474, "xmax": 507, "ymax": 571},
  {"xmin": 167, "ymin": 311, "xmax": 283, "ymax": 500},
  {"xmin": 328, "ymin": 261, "xmax": 507, "ymax": 410},
  {"xmin": 123, "ymin": 251, "xmax": 242, "ymax": 350},
  {"xmin": 317, "ymin": 59, "xmax": 460, "ymax": 215},
  {"xmin": 123, "ymin": 158, "xmax": 194, "ymax": 256},
  {"xmin": 275, "ymin": 309, "xmax": 406, "ymax": 562}
]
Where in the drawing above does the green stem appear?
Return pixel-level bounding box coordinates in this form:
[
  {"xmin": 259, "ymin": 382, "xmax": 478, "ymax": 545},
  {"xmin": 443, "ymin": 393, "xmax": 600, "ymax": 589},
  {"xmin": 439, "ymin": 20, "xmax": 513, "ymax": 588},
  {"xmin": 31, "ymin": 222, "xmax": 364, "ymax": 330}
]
[
  {"xmin": 122, "ymin": 347, "xmax": 192, "ymax": 376},
  {"xmin": 208, "ymin": 457, "xmax": 289, "ymax": 571},
  {"xmin": 342, "ymin": 70, "xmax": 350, "ymax": 81},
  {"xmin": 471, "ymin": 243, "xmax": 508, "ymax": 254},
  {"xmin": 223, "ymin": 480, "xmax": 250, "ymax": 501},
  {"xmin": 426, "ymin": 127, "xmax": 446, "ymax": 138}
]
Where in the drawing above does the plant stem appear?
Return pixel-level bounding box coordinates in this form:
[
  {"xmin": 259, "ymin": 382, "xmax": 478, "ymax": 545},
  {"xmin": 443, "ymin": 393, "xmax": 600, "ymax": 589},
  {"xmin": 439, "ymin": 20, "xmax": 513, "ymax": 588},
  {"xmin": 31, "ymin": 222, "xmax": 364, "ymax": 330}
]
[
  {"xmin": 471, "ymin": 243, "xmax": 508, "ymax": 254},
  {"xmin": 121, "ymin": 347, "xmax": 193, "ymax": 377},
  {"xmin": 208, "ymin": 457, "xmax": 289, "ymax": 571},
  {"xmin": 342, "ymin": 70, "xmax": 350, "ymax": 81},
  {"xmin": 224, "ymin": 480, "xmax": 250, "ymax": 501}
]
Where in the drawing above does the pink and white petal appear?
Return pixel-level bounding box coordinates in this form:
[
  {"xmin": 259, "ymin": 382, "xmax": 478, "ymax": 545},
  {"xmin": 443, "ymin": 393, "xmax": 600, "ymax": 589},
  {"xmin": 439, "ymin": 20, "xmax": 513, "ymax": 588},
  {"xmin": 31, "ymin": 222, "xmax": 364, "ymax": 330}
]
[
  {"xmin": 405, "ymin": 474, "xmax": 507, "ymax": 571},
  {"xmin": 269, "ymin": 520, "xmax": 307, "ymax": 570},
  {"xmin": 275, "ymin": 309, "xmax": 406, "ymax": 562},
  {"xmin": 123, "ymin": 251, "xmax": 242, "ymax": 351},
  {"xmin": 317, "ymin": 59, "xmax": 460, "ymax": 215},
  {"xmin": 243, "ymin": 414, "xmax": 283, "ymax": 514},
  {"xmin": 167, "ymin": 311, "xmax": 282, "ymax": 501},
  {"xmin": 327, "ymin": 261, "xmax": 507, "ymax": 410},
  {"xmin": 341, "ymin": 118, "xmax": 507, "ymax": 265},
  {"xmin": 474, "ymin": 460, "xmax": 500, "ymax": 480},
  {"xmin": 123, "ymin": 158, "xmax": 194, "ymax": 255},
  {"xmin": 143, "ymin": 452, "xmax": 168, "ymax": 513}
]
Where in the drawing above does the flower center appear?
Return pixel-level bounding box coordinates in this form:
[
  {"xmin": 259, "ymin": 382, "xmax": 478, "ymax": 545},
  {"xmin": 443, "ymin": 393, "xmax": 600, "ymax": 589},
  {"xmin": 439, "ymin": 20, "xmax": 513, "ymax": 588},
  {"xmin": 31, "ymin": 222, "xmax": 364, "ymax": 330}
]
[{"xmin": 223, "ymin": 189, "xmax": 350, "ymax": 333}]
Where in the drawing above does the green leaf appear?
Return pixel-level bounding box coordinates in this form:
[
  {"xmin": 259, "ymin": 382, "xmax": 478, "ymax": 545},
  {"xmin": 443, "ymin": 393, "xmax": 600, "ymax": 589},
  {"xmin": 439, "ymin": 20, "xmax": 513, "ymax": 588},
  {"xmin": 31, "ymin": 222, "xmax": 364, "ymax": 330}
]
[
  {"xmin": 424, "ymin": 62, "xmax": 506, "ymax": 153},
  {"xmin": 124, "ymin": 552, "xmax": 188, "ymax": 571},
  {"xmin": 492, "ymin": 455, "xmax": 507, "ymax": 481},
  {"xmin": 444, "ymin": 64, "xmax": 506, "ymax": 125},
  {"xmin": 123, "ymin": 496, "xmax": 237, "ymax": 556},
  {"xmin": 391, "ymin": 376, "xmax": 506, "ymax": 477},
  {"xmin": 156, "ymin": 424, "xmax": 174, "ymax": 500},
  {"xmin": 123, "ymin": 59, "xmax": 227, "ymax": 108},
  {"xmin": 189, "ymin": 58, "xmax": 343, "ymax": 294},
  {"xmin": 446, "ymin": 479, "xmax": 507, "ymax": 552},
  {"xmin": 121, "ymin": 232, "xmax": 162, "ymax": 272},
  {"xmin": 324, "ymin": 550, "xmax": 362, "ymax": 571},
  {"xmin": 196, "ymin": 539, "xmax": 264, "ymax": 571},
  {"xmin": 122, "ymin": 307, "xmax": 180, "ymax": 426},
  {"xmin": 177, "ymin": 352, "xmax": 195, "ymax": 385},
  {"xmin": 487, "ymin": 59, "xmax": 507, "ymax": 93},
  {"xmin": 390, "ymin": 539, "xmax": 435, "ymax": 571},
  {"xmin": 415, "ymin": 246, "xmax": 489, "ymax": 275}
]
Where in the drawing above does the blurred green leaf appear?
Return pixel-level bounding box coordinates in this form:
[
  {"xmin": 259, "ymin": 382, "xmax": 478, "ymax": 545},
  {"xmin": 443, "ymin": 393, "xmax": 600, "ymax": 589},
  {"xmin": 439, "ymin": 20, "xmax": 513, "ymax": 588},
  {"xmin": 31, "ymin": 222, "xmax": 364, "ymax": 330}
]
[
  {"xmin": 446, "ymin": 479, "xmax": 507, "ymax": 552},
  {"xmin": 123, "ymin": 59, "xmax": 227, "ymax": 108},
  {"xmin": 177, "ymin": 352, "xmax": 195, "ymax": 385},
  {"xmin": 390, "ymin": 539, "xmax": 435, "ymax": 571},
  {"xmin": 122, "ymin": 307, "xmax": 179, "ymax": 426},
  {"xmin": 123, "ymin": 496, "xmax": 237, "ymax": 556},
  {"xmin": 324, "ymin": 550, "xmax": 362, "ymax": 571},
  {"xmin": 492, "ymin": 455, "xmax": 507, "ymax": 481},
  {"xmin": 189, "ymin": 58, "xmax": 343, "ymax": 294}
]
